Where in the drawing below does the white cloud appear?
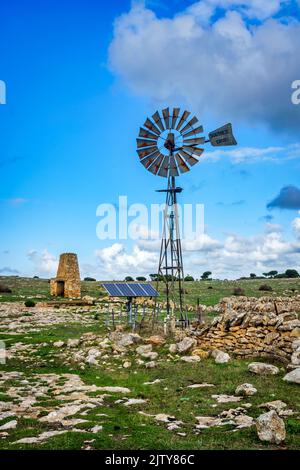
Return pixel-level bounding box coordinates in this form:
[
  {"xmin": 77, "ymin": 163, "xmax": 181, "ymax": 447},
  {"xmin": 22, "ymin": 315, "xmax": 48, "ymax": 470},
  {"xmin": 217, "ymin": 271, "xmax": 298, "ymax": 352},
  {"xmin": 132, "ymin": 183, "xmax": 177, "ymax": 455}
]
[
  {"xmin": 203, "ymin": 143, "xmax": 300, "ymax": 164},
  {"xmin": 27, "ymin": 249, "xmax": 58, "ymax": 276},
  {"xmin": 91, "ymin": 218, "xmax": 300, "ymax": 280},
  {"xmin": 109, "ymin": 1, "xmax": 300, "ymax": 133}
]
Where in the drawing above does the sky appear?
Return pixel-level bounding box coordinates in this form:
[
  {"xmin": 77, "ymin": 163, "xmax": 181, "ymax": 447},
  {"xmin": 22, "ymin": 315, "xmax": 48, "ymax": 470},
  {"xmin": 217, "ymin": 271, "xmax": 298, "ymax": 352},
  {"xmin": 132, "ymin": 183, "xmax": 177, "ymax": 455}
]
[{"xmin": 1, "ymin": 0, "xmax": 300, "ymax": 280}]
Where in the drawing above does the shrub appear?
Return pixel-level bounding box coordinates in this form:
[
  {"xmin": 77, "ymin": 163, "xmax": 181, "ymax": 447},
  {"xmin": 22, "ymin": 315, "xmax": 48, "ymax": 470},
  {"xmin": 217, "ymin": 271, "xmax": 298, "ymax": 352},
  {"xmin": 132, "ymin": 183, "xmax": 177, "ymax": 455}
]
[
  {"xmin": 33, "ymin": 276, "xmax": 39, "ymax": 279},
  {"xmin": 259, "ymin": 284, "xmax": 273, "ymax": 292},
  {"xmin": 84, "ymin": 277, "xmax": 96, "ymax": 282},
  {"xmin": 136, "ymin": 276, "xmax": 147, "ymax": 281},
  {"xmin": 124, "ymin": 276, "xmax": 134, "ymax": 282},
  {"xmin": 24, "ymin": 300, "xmax": 36, "ymax": 307},
  {"xmin": 94, "ymin": 313, "xmax": 100, "ymax": 320},
  {"xmin": 207, "ymin": 286, "xmax": 213, "ymax": 289},
  {"xmin": 184, "ymin": 275, "xmax": 194, "ymax": 281},
  {"xmin": 0, "ymin": 284, "xmax": 12, "ymax": 293},
  {"xmin": 232, "ymin": 287, "xmax": 245, "ymax": 296}
]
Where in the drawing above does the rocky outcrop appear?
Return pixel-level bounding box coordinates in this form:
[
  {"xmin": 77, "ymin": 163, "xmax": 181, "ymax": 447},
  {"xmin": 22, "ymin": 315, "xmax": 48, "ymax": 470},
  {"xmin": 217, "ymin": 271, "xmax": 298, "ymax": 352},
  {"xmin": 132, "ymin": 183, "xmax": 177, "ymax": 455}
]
[{"xmin": 195, "ymin": 296, "xmax": 300, "ymax": 362}]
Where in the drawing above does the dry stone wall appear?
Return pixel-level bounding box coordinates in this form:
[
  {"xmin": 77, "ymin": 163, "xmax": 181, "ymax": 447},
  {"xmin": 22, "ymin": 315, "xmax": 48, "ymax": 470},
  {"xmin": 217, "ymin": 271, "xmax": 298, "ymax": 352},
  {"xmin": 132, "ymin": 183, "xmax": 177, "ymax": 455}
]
[{"xmin": 196, "ymin": 296, "xmax": 300, "ymax": 363}]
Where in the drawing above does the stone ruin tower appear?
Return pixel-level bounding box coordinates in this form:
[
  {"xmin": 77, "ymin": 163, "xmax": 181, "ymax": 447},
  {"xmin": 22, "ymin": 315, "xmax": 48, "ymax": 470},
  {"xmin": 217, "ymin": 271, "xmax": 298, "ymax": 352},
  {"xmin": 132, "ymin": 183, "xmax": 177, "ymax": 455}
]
[{"xmin": 50, "ymin": 253, "xmax": 81, "ymax": 298}]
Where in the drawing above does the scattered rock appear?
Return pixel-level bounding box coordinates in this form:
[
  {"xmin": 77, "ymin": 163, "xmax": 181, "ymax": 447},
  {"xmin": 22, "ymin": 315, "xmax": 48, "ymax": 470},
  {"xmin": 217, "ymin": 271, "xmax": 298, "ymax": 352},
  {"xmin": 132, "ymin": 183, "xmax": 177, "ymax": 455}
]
[
  {"xmin": 169, "ymin": 344, "xmax": 177, "ymax": 354},
  {"xmin": 97, "ymin": 386, "xmax": 131, "ymax": 393},
  {"xmin": 67, "ymin": 339, "xmax": 80, "ymax": 348},
  {"xmin": 212, "ymin": 350, "xmax": 231, "ymax": 364},
  {"xmin": 145, "ymin": 335, "xmax": 166, "ymax": 346},
  {"xmin": 181, "ymin": 355, "xmax": 201, "ymax": 363},
  {"xmin": 0, "ymin": 420, "xmax": 17, "ymax": 430},
  {"xmin": 248, "ymin": 362, "xmax": 279, "ymax": 375},
  {"xmin": 141, "ymin": 352, "xmax": 158, "ymax": 360},
  {"xmin": 145, "ymin": 361, "xmax": 156, "ymax": 369},
  {"xmin": 136, "ymin": 344, "xmax": 153, "ymax": 355},
  {"xmin": 143, "ymin": 379, "xmax": 162, "ymax": 385},
  {"xmin": 283, "ymin": 368, "xmax": 300, "ymax": 384},
  {"xmin": 53, "ymin": 341, "xmax": 65, "ymax": 348},
  {"xmin": 124, "ymin": 399, "xmax": 148, "ymax": 406},
  {"xmin": 176, "ymin": 337, "xmax": 197, "ymax": 354},
  {"xmin": 235, "ymin": 383, "xmax": 257, "ymax": 397},
  {"xmin": 212, "ymin": 394, "xmax": 242, "ymax": 403},
  {"xmin": 187, "ymin": 383, "xmax": 215, "ymax": 389},
  {"xmin": 90, "ymin": 425, "xmax": 103, "ymax": 433},
  {"xmin": 256, "ymin": 410, "xmax": 286, "ymax": 444},
  {"xmin": 123, "ymin": 361, "xmax": 132, "ymax": 369},
  {"xmin": 259, "ymin": 400, "xmax": 288, "ymax": 414}
]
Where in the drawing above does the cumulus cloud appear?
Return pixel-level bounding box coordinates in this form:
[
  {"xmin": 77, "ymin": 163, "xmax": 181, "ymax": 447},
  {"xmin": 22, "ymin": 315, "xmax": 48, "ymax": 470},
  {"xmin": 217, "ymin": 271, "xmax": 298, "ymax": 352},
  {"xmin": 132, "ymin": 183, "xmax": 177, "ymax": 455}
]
[
  {"xmin": 204, "ymin": 144, "xmax": 300, "ymax": 164},
  {"xmin": 27, "ymin": 249, "xmax": 58, "ymax": 276},
  {"xmin": 92, "ymin": 218, "xmax": 300, "ymax": 279},
  {"xmin": 267, "ymin": 185, "xmax": 300, "ymax": 210},
  {"xmin": 109, "ymin": 1, "xmax": 300, "ymax": 133}
]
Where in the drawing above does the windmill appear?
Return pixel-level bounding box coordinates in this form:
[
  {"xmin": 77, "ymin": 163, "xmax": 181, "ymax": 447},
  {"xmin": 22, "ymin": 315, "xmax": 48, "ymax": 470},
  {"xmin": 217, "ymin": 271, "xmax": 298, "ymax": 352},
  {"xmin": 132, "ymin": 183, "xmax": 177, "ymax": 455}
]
[{"xmin": 136, "ymin": 107, "xmax": 237, "ymax": 325}]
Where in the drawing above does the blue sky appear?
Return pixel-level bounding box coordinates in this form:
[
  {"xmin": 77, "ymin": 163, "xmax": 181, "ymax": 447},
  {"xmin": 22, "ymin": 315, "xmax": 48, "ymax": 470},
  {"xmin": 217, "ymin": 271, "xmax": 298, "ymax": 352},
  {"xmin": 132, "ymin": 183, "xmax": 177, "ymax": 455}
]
[{"xmin": 1, "ymin": 0, "xmax": 300, "ymax": 280}]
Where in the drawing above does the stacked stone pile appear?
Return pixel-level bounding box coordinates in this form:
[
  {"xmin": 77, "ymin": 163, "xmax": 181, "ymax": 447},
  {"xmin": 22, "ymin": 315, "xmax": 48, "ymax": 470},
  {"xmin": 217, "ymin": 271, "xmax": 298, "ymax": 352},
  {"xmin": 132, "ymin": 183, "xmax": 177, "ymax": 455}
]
[{"xmin": 195, "ymin": 296, "xmax": 300, "ymax": 363}]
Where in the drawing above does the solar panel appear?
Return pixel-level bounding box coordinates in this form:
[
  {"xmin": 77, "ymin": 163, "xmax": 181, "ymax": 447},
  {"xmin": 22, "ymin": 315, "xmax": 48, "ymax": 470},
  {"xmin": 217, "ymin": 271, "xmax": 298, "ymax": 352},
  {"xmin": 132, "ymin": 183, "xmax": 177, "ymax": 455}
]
[{"xmin": 102, "ymin": 283, "xmax": 158, "ymax": 297}]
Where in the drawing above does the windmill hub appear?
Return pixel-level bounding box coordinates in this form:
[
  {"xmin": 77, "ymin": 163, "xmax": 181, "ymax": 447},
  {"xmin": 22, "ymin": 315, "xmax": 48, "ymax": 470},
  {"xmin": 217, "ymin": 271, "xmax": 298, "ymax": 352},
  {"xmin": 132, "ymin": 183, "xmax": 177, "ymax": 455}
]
[{"xmin": 164, "ymin": 132, "xmax": 175, "ymax": 152}]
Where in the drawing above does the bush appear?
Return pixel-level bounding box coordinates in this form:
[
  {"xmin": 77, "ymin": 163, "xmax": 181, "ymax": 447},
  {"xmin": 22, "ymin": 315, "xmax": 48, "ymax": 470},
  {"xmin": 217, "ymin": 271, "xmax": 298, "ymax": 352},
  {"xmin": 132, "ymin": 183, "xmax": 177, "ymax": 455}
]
[
  {"xmin": 0, "ymin": 283, "xmax": 12, "ymax": 293},
  {"xmin": 259, "ymin": 284, "xmax": 273, "ymax": 292},
  {"xmin": 136, "ymin": 276, "xmax": 147, "ymax": 281},
  {"xmin": 232, "ymin": 287, "xmax": 245, "ymax": 296},
  {"xmin": 84, "ymin": 277, "xmax": 96, "ymax": 282},
  {"xmin": 207, "ymin": 286, "xmax": 213, "ymax": 289},
  {"xmin": 184, "ymin": 275, "xmax": 194, "ymax": 281},
  {"xmin": 124, "ymin": 276, "xmax": 134, "ymax": 282},
  {"xmin": 33, "ymin": 276, "xmax": 39, "ymax": 279},
  {"xmin": 24, "ymin": 300, "xmax": 36, "ymax": 307}
]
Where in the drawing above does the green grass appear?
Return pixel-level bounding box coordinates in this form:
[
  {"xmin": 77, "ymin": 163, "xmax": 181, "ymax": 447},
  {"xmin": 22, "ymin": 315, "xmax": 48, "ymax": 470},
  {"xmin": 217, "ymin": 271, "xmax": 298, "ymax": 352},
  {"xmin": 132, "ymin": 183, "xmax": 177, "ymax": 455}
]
[{"xmin": 1, "ymin": 275, "xmax": 300, "ymax": 306}]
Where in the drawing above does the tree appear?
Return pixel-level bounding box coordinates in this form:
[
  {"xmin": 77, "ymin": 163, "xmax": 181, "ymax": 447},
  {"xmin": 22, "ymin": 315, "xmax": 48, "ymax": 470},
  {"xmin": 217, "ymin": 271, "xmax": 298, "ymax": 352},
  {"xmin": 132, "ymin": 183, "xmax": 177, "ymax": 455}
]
[
  {"xmin": 84, "ymin": 277, "xmax": 96, "ymax": 282},
  {"xmin": 149, "ymin": 274, "xmax": 158, "ymax": 281},
  {"xmin": 201, "ymin": 271, "xmax": 212, "ymax": 280},
  {"xmin": 136, "ymin": 276, "xmax": 147, "ymax": 281},
  {"xmin": 184, "ymin": 275, "xmax": 194, "ymax": 281},
  {"xmin": 285, "ymin": 269, "xmax": 300, "ymax": 278},
  {"xmin": 250, "ymin": 273, "xmax": 256, "ymax": 279},
  {"xmin": 124, "ymin": 276, "xmax": 134, "ymax": 282}
]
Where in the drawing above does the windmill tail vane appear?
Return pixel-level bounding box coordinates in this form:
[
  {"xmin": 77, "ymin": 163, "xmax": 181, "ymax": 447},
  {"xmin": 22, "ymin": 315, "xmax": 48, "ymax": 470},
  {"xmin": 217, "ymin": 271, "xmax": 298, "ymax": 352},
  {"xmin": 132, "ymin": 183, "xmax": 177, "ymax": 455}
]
[{"xmin": 136, "ymin": 107, "xmax": 237, "ymax": 326}]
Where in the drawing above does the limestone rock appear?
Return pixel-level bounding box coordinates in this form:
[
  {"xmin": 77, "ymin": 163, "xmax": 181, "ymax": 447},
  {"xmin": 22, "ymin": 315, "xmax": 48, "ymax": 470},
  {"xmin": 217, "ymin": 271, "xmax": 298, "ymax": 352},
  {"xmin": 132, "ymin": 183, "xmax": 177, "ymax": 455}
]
[
  {"xmin": 123, "ymin": 361, "xmax": 131, "ymax": 369},
  {"xmin": 90, "ymin": 425, "xmax": 103, "ymax": 433},
  {"xmin": 0, "ymin": 420, "xmax": 17, "ymax": 430},
  {"xmin": 235, "ymin": 383, "xmax": 257, "ymax": 397},
  {"xmin": 53, "ymin": 341, "xmax": 65, "ymax": 348},
  {"xmin": 145, "ymin": 335, "xmax": 166, "ymax": 346},
  {"xmin": 283, "ymin": 368, "xmax": 300, "ymax": 384},
  {"xmin": 248, "ymin": 362, "xmax": 279, "ymax": 375},
  {"xmin": 67, "ymin": 339, "xmax": 80, "ymax": 348},
  {"xmin": 136, "ymin": 344, "xmax": 152, "ymax": 355},
  {"xmin": 169, "ymin": 344, "xmax": 177, "ymax": 354},
  {"xmin": 291, "ymin": 350, "xmax": 300, "ymax": 366},
  {"xmin": 181, "ymin": 355, "xmax": 201, "ymax": 363},
  {"xmin": 124, "ymin": 398, "xmax": 148, "ymax": 406},
  {"xmin": 213, "ymin": 350, "xmax": 231, "ymax": 364},
  {"xmin": 256, "ymin": 410, "xmax": 286, "ymax": 444},
  {"xmin": 176, "ymin": 337, "xmax": 197, "ymax": 354},
  {"xmin": 145, "ymin": 361, "xmax": 156, "ymax": 368},
  {"xmin": 141, "ymin": 351, "xmax": 158, "ymax": 360}
]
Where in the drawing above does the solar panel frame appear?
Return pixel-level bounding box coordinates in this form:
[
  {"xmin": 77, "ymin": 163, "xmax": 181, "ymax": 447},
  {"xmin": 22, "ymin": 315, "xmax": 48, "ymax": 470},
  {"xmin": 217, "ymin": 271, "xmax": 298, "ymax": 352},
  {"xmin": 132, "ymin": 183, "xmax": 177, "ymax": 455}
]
[{"xmin": 101, "ymin": 283, "xmax": 158, "ymax": 297}]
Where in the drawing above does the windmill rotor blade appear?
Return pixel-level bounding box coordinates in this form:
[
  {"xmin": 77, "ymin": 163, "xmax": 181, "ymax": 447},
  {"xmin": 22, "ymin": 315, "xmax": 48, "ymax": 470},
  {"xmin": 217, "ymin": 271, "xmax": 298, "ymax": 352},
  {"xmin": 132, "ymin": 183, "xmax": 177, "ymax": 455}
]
[
  {"xmin": 183, "ymin": 137, "xmax": 205, "ymax": 146},
  {"xmin": 175, "ymin": 153, "xmax": 190, "ymax": 174},
  {"xmin": 139, "ymin": 127, "xmax": 159, "ymax": 140},
  {"xmin": 169, "ymin": 155, "xmax": 179, "ymax": 176},
  {"xmin": 182, "ymin": 125, "xmax": 204, "ymax": 139},
  {"xmin": 152, "ymin": 111, "xmax": 165, "ymax": 132},
  {"xmin": 171, "ymin": 108, "xmax": 180, "ymax": 129},
  {"xmin": 209, "ymin": 122, "xmax": 237, "ymax": 146},
  {"xmin": 180, "ymin": 116, "xmax": 199, "ymax": 135},
  {"xmin": 182, "ymin": 146, "xmax": 204, "ymax": 157},
  {"xmin": 137, "ymin": 146, "xmax": 158, "ymax": 159},
  {"xmin": 147, "ymin": 153, "xmax": 164, "ymax": 175},
  {"xmin": 176, "ymin": 110, "xmax": 191, "ymax": 131},
  {"xmin": 178, "ymin": 150, "xmax": 199, "ymax": 167},
  {"xmin": 136, "ymin": 138, "xmax": 158, "ymax": 149},
  {"xmin": 162, "ymin": 107, "xmax": 170, "ymax": 130},
  {"xmin": 140, "ymin": 152, "xmax": 160, "ymax": 169},
  {"xmin": 143, "ymin": 118, "xmax": 161, "ymax": 136},
  {"xmin": 157, "ymin": 155, "xmax": 169, "ymax": 177}
]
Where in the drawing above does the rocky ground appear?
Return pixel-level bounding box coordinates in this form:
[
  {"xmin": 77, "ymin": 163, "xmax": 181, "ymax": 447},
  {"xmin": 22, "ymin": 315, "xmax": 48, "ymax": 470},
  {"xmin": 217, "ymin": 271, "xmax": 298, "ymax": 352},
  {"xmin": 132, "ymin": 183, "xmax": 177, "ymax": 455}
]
[{"xmin": 0, "ymin": 302, "xmax": 299, "ymax": 450}]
